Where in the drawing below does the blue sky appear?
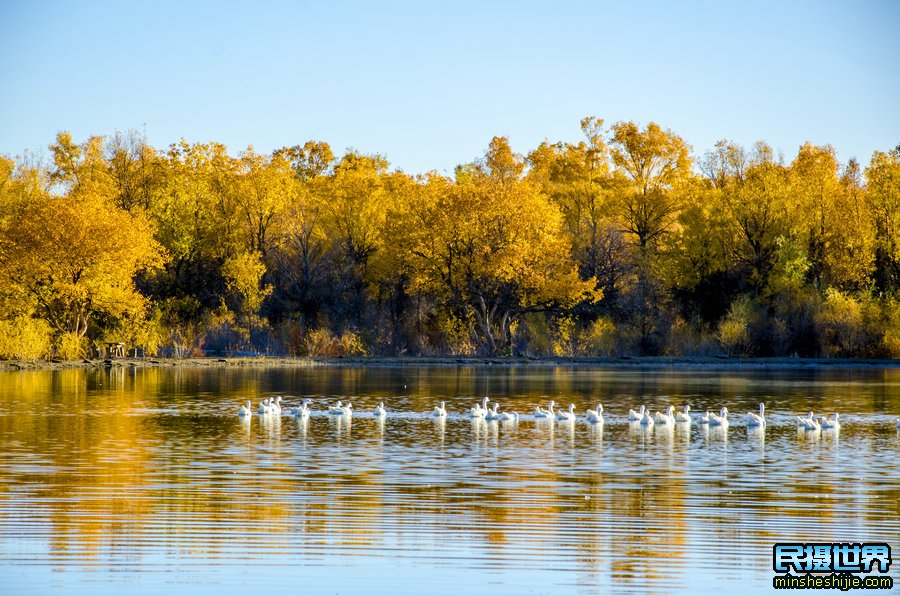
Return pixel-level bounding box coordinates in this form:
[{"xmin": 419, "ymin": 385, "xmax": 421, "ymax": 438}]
[{"xmin": 1, "ymin": 0, "xmax": 898, "ymax": 174}]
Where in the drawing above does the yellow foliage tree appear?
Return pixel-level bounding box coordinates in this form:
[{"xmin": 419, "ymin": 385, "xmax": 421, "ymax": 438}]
[
  {"xmin": 384, "ymin": 170, "xmax": 599, "ymax": 355},
  {"xmin": 222, "ymin": 251, "xmax": 272, "ymax": 344},
  {"xmin": 0, "ymin": 190, "xmax": 165, "ymax": 340},
  {"xmin": 792, "ymin": 143, "xmax": 874, "ymax": 291},
  {"xmin": 609, "ymin": 121, "xmax": 692, "ymax": 249},
  {"xmin": 527, "ymin": 118, "xmax": 625, "ymax": 297},
  {"xmin": 866, "ymin": 147, "xmax": 900, "ymax": 292}
]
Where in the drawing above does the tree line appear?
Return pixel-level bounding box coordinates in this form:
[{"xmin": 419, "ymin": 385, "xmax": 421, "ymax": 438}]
[{"xmin": 1, "ymin": 119, "xmax": 899, "ymax": 359}]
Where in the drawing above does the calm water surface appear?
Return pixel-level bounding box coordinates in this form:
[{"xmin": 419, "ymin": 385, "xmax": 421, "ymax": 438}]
[{"xmin": 0, "ymin": 365, "xmax": 898, "ymax": 595}]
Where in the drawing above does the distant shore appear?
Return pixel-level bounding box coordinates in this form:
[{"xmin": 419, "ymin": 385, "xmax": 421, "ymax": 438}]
[{"xmin": 3, "ymin": 355, "xmax": 900, "ymax": 372}]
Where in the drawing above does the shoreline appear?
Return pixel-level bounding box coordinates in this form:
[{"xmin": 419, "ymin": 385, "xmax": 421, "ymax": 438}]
[{"xmin": 2, "ymin": 355, "xmax": 900, "ymax": 372}]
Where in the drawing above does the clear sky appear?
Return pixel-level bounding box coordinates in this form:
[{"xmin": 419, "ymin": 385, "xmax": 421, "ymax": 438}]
[{"xmin": 1, "ymin": 0, "xmax": 898, "ymax": 174}]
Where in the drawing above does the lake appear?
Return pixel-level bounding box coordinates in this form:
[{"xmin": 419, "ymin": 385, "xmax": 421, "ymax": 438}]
[{"xmin": 0, "ymin": 364, "xmax": 898, "ymax": 595}]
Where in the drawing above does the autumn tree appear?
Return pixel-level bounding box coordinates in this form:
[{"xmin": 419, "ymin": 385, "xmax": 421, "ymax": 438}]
[
  {"xmin": 607, "ymin": 121, "xmax": 692, "ymax": 352},
  {"xmin": 274, "ymin": 140, "xmax": 334, "ymax": 181},
  {"xmin": 0, "ymin": 191, "xmax": 164, "ymax": 346},
  {"xmin": 792, "ymin": 143, "xmax": 874, "ymax": 291},
  {"xmin": 221, "ymin": 149, "xmax": 294, "ymax": 259},
  {"xmin": 316, "ymin": 151, "xmax": 392, "ymax": 327},
  {"xmin": 866, "ymin": 146, "xmax": 900, "ymax": 294},
  {"xmin": 722, "ymin": 153, "xmax": 792, "ymax": 295},
  {"xmin": 49, "ymin": 132, "xmax": 116, "ymax": 198},
  {"xmin": 384, "ymin": 166, "xmax": 598, "ymax": 356},
  {"xmin": 267, "ymin": 179, "xmax": 333, "ymax": 332},
  {"xmin": 666, "ymin": 179, "xmax": 735, "ymax": 323},
  {"xmin": 222, "ymin": 251, "xmax": 272, "ymax": 345},
  {"xmin": 528, "ymin": 118, "xmax": 627, "ymax": 312},
  {"xmin": 146, "ymin": 140, "xmax": 236, "ymax": 335},
  {"xmin": 106, "ymin": 130, "xmax": 165, "ymax": 212},
  {"xmin": 609, "ymin": 121, "xmax": 692, "ymax": 249}
]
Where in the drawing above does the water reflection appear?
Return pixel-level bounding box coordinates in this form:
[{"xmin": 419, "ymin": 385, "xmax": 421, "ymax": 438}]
[{"xmin": 0, "ymin": 365, "xmax": 898, "ymax": 596}]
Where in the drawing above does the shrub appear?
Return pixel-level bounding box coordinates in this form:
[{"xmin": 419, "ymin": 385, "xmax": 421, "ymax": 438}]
[
  {"xmin": 816, "ymin": 289, "xmax": 864, "ymax": 357},
  {"xmin": 551, "ymin": 316, "xmax": 576, "ymax": 356},
  {"xmin": 717, "ymin": 297, "xmax": 753, "ymax": 356},
  {"xmin": 551, "ymin": 316, "xmax": 617, "ymax": 357},
  {"xmin": 304, "ymin": 328, "xmax": 368, "ymax": 357},
  {"xmin": 579, "ymin": 317, "xmax": 617, "ymax": 356},
  {"xmin": 56, "ymin": 332, "xmax": 89, "ymax": 360},
  {"xmin": 882, "ymin": 300, "xmax": 900, "ymax": 358},
  {"xmin": 666, "ymin": 317, "xmax": 719, "ymax": 356},
  {"xmin": 0, "ymin": 316, "xmax": 52, "ymax": 360},
  {"xmin": 100, "ymin": 312, "xmax": 164, "ymax": 357},
  {"xmin": 516, "ymin": 313, "xmax": 552, "ymax": 356}
]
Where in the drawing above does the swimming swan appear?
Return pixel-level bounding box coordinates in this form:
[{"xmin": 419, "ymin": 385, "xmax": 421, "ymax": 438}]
[
  {"xmin": 238, "ymin": 400, "xmax": 252, "ymax": 417},
  {"xmin": 796, "ymin": 411, "xmax": 820, "ymax": 431},
  {"xmin": 654, "ymin": 405, "xmax": 676, "ymax": 426},
  {"xmin": 374, "ymin": 402, "xmax": 387, "ymax": 418},
  {"xmin": 556, "ymin": 404, "xmax": 576, "ymax": 422},
  {"xmin": 746, "ymin": 403, "xmax": 766, "ymax": 428},
  {"xmin": 820, "ymin": 412, "xmax": 840, "ymax": 430},
  {"xmin": 640, "ymin": 410, "xmax": 654, "ymax": 427},
  {"xmin": 709, "ymin": 407, "xmax": 729, "ymax": 427},
  {"xmin": 699, "ymin": 411, "xmax": 711, "ymax": 425},
  {"xmin": 433, "ymin": 401, "xmax": 447, "ymax": 417},
  {"xmin": 498, "ymin": 409, "xmax": 519, "ymax": 422},
  {"xmin": 485, "ymin": 403, "xmax": 502, "ymax": 420},
  {"xmin": 291, "ymin": 398, "xmax": 313, "ymax": 419},
  {"xmin": 675, "ymin": 405, "xmax": 691, "ymax": 423},
  {"xmin": 468, "ymin": 397, "xmax": 490, "ymax": 419},
  {"xmin": 327, "ymin": 401, "xmax": 345, "ymax": 415},
  {"xmin": 585, "ymin": 404, "xmax": 604, "ymax": 425},
  {"xmin": 534, "ymin": 400, "xmax": 555, "ymax": 419},
  {"xmin": 628, "ymin": 405, "xmax": 646, "ymax": 422}
]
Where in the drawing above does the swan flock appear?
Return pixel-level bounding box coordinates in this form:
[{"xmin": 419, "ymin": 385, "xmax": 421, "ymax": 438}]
[{"xmin": 241, "ymin": 397, "xmax": 886, "ymax": 431}]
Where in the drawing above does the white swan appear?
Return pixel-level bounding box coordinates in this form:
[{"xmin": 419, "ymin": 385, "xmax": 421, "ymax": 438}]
[
  {"xmin": 291, "ymin": 398, "xmax": 312, "ymax": 419},
  {"xmin": 585, "ymin": 404, "xmax": 604, "ymax": 425},
  {"xmin": 796, "ymin": 411, "xmax": 820, "ymax": 431},
  {"xmin": 746, "ymin": 403, "xmax": 766, "ymax": 428},
  {"xmin": 640, "ymin": 410, "xmax": 654, "ymax": 427},
  {"xmin": 654, "ymin": 405, "xmax": 676, "ymax": 426},
  {"xmin": 485, "ymin": 403, "xmax": 501, "ymax": 420},
  {"xmin": 699, "ymin": 411, "xmax": 711, "ymax": 424},
  {"xmin": 468, "ymin": 396, "xmax": 490, "ymax": 419},
  {"xmin": 340, "ymin": 402, "xmax": 353, "ymax": 416},
  {"xmin": 238, "ymin": 400, "xmax": 252, "ymax": 417},
  {"xmin": 433, "ymin": 401, "xmax": 447, "ymax": 417},
  {"xmin": 628, "ymin": 405, "xmax": 646, "ymax": 422},
  {"xmin": 896, "ymin": 418, "xmax": 900, "ymax": 429},
  {"xmin": 820, "ymin": 412, "xmax": 840, "ymax": 430},
  {"xmin": 534, "ymin": 400, "xmax": 555, "ymax": 419},
  {"xmin": 498, "ymin": 409, "xmax": 519, "ymax": 422},
  {"xmin": 258, "ymin": 398, "xmax": 272, "ymax": 415},
  {"xmin": 374, "ymin": 402, "xmax": 387, "ymax": 418},
  {"xmin": 709, "ymin": 407, "xmax": 729, "ymax": 427},
  {"xmin": 271, "ymin": 396, "xmax": 283, "ymax": 415},
  {"xmin": 556, "ymin": 404, "xmax": 576, "ymax": 422},
  {"xmin": 675, "ymin": 405, "xmax": 691, "ymax": 423}
]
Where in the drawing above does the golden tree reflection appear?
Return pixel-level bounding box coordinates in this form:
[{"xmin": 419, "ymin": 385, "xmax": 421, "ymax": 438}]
[{"xmin": 0, "ymin": 365, "xmax": 897, "ymax": 590}]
